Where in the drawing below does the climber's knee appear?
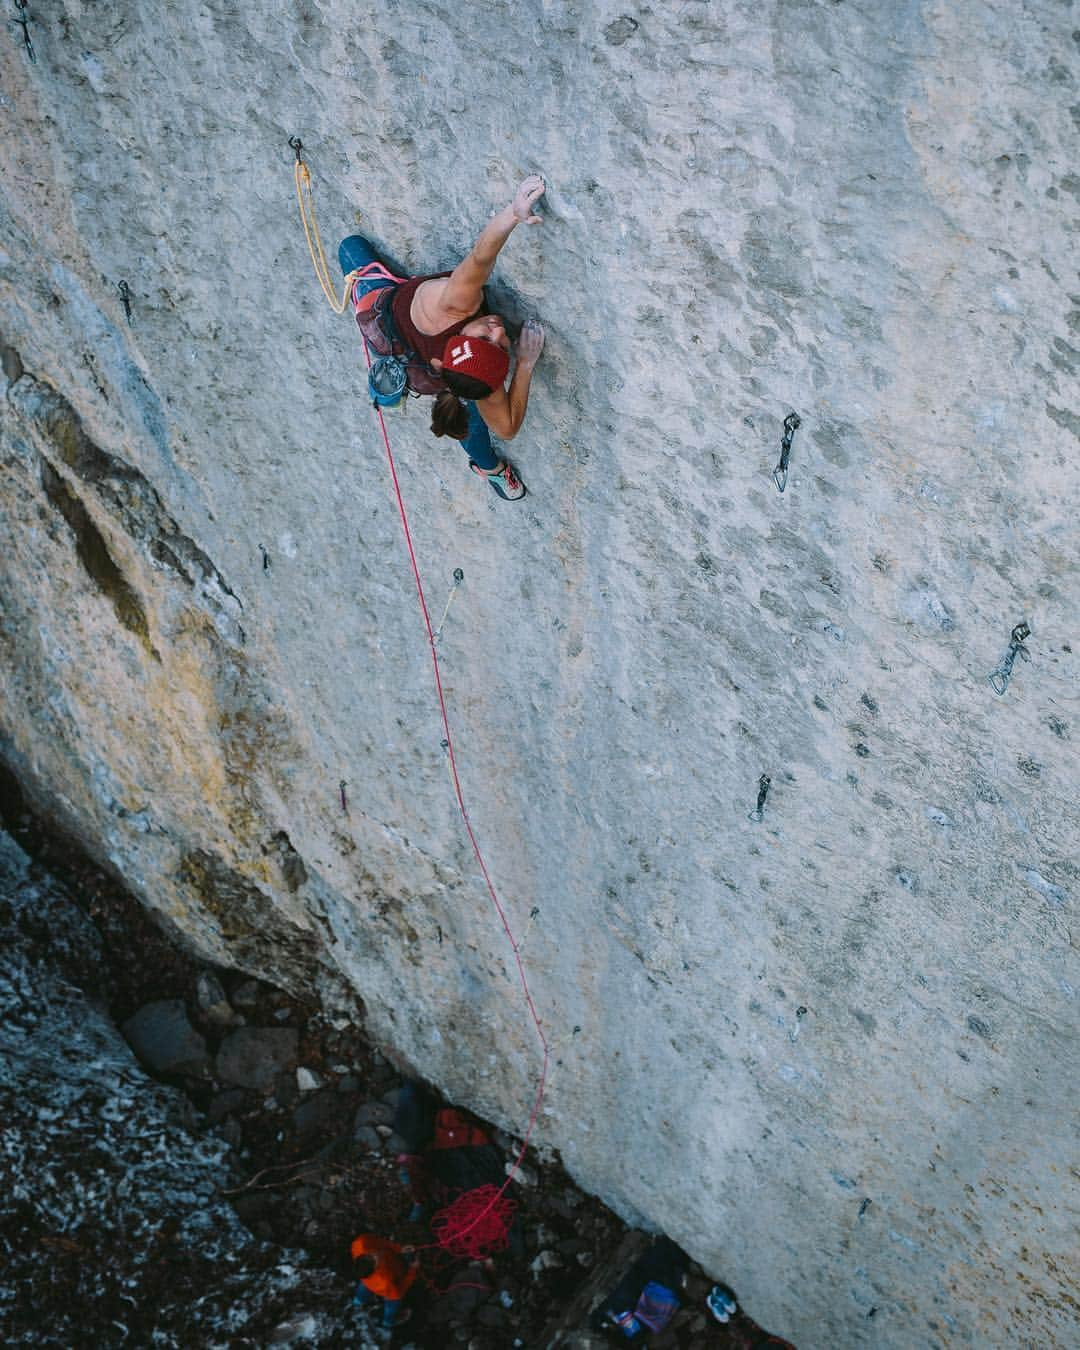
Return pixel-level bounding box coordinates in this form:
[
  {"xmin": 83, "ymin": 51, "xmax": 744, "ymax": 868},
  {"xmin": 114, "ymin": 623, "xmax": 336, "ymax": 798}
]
[{"xmin": 338, "ymin": 234, "xmax": 379, "ymax": 278}]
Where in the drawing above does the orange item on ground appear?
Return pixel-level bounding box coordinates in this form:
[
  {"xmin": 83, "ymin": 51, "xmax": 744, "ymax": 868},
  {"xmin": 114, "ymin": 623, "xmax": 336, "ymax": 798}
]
[{"xmin": 349, "ymin": 1234, "xmax": 417, "ymax": 1301}]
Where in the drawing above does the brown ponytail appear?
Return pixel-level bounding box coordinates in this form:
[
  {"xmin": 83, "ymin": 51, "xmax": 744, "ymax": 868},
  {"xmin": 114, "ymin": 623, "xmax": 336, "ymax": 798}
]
[
  {"xmin": 431, "ymin": 389, "xmax": 470, "ymax": 440},
  {"xmin": 431, "ymin": 370, "xmax": 495, "ymax": 441}
]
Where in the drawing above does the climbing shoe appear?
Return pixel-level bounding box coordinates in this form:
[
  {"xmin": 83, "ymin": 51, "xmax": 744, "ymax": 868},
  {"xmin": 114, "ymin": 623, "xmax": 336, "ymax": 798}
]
[
  {"xmin": 471, "ymin": 460, "xmax": 527, "ymax": 501},
  {"xmin": 706, "ymin": 1286, "xmax": 738, "ymax": 1323}
]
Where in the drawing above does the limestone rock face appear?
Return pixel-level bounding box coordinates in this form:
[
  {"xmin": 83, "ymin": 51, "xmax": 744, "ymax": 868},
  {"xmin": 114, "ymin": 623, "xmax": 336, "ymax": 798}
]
[{"xmin": 1, "ymin": 4, "xmax": 1077, "ymax": 1345}]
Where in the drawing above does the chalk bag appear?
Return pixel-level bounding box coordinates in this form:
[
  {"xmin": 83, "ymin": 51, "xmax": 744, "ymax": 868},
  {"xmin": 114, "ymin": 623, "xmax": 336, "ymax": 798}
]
[{"xmin": 369, "ymin": 354, "xmax": 408, "ymax": 408}]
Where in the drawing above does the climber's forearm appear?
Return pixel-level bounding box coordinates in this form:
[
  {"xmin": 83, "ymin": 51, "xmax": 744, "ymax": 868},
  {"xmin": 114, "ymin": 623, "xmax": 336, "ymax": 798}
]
[
  {"xmin": 475, "ymin": 360, "xmax": 535, "ymax": 442},
  {"xmin": 503, "ymin": 361, "xmax": 535, "ymax": 439},
  {"xmin": 468, "ymin": 206, "xmax": 520, "ymax": 279},
  {"xmin": 443, "ymin": 177, "xmax": 545, "ymax": 315}
]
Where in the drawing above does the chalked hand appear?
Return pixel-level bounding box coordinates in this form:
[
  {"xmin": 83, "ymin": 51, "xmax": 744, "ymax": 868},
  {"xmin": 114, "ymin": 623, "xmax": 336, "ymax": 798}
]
[
  {"xmin": 511, "ymin": 174, "xmax": 546, "ymax": 224},
  {"xmin": 516, "ymin": 319, "xmax": 545, "ymax": 370}
]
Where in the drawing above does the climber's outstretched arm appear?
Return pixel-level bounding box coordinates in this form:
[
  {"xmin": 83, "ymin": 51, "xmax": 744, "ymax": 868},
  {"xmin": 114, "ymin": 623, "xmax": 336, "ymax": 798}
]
[
  {"xmin": 441, "ymin": 175, "xmax": 545, "ymax": 317},
  {"xmin": 475, "ymin": 320, "xmax": 545, "ymax": 441}
]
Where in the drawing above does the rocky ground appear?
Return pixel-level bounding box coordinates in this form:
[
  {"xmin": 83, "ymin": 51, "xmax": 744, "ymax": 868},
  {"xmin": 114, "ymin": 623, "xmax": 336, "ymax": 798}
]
[{"xmin": 0, "ymin": 765, "xmax": 785, "ymax": 1349}]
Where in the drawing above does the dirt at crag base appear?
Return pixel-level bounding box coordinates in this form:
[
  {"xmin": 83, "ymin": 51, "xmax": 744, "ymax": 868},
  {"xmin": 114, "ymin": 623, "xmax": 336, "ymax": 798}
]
[{"xmin": 0, "ymin": 766, "xmax": 784, "ymax": 1348}]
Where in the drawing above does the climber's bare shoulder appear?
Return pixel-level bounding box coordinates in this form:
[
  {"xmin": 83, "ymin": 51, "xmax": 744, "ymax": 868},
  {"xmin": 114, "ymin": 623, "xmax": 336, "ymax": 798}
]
[{"xmin": 410, "ymin": 275, "xmax": 477, "ymax": 335}]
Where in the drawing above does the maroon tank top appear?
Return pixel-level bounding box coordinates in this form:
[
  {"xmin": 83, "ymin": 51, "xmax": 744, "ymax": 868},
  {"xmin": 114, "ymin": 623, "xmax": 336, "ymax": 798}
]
[{"xmin": 390, "ymin": 273, "xmax": 480, "ymax": 363}]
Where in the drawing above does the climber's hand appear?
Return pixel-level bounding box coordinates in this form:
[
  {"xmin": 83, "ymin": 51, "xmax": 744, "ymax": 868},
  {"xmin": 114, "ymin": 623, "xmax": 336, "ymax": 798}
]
[
  {"xmin": 511, "ymin": 174, "xmax": 546, "ymax": 224},
  {"xmin": 516, "ymin": 319, "xmax": 545, "ymax": 370}
]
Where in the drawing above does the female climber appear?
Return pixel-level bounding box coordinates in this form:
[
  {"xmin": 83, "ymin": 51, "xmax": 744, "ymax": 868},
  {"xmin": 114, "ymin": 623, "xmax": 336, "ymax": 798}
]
[{"xmin": 339, "ymin": 174, "xmax": 547, "ymax": 501}]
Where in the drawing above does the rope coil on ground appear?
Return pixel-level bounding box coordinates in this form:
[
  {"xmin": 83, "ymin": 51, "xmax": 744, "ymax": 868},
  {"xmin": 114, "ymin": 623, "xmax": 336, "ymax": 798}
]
[{"xmin": 430, "ymin": 1185, "xmax": 518, "ymax": 1261}]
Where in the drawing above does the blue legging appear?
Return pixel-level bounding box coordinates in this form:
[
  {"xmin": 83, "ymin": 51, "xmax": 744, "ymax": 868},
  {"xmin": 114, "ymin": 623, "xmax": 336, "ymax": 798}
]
[
  {"xmin": 352, "ymin": 1282, "xmax": 403, "ymax": 1328},
  {"xmin": 339, "ymin": 235, "xmax": 498, "ymax": 472}
]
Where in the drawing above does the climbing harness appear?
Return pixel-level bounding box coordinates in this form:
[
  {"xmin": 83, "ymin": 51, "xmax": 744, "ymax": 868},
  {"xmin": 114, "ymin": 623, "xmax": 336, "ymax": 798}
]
[
  {"xmin": 772, "ymin": 412, "xmax": 801, "ymax": 493},
  {"xmin": 12, "ymin": 0, "xmax": 34, "ymax": 63},
  {"xmin": 288, "ymin": 142, "xmax": 549, "ymax": 1257},
  {"xmin": 987, "ymin": 621, "xmax": 1031, "ymax": 696},
  {"xmin": 748, "ymin": 773, "xmax": 771, "ymax": 822}
]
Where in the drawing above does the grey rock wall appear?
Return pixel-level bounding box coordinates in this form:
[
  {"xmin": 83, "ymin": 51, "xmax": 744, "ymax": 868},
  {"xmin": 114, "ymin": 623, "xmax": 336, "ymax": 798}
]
[{"xmin": 1, "ymin": 3, "xmax": 1077, "ymax": 1345}]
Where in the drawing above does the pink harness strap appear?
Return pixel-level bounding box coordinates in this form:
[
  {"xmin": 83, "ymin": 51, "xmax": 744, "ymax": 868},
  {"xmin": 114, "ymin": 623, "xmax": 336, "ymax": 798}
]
[{"xmin": 350, "ymin": 262, "xmax": 407, "ymax": 314}]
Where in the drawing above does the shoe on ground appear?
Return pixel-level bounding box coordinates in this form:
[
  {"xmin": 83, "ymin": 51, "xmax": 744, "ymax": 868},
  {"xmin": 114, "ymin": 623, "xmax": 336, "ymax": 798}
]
[
  {"xmin": 471, "ymin": 459, "xmax": 527, "ymax": 501},
  {"xmin": 706, "ymin": 1285, "xmax": 737, "ymax": 1322}
]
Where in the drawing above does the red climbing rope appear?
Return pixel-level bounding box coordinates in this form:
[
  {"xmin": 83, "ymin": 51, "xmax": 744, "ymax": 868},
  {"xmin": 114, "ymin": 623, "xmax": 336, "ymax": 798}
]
[
  {"xmin": 359, "ymin": 334, "xmax": 550, "ymax": 1257},
  {"xmin": 431, "ymin": 1185, "xmax": 518, "ymax": 1261}
]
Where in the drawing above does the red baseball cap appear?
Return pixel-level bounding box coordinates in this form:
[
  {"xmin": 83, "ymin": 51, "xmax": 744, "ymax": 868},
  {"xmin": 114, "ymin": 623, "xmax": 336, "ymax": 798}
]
[{"xmin": 441, "ymin": 334, "xmax": 510, "ymax": 390}]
